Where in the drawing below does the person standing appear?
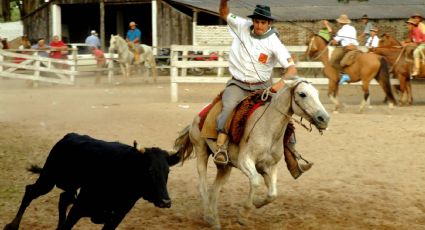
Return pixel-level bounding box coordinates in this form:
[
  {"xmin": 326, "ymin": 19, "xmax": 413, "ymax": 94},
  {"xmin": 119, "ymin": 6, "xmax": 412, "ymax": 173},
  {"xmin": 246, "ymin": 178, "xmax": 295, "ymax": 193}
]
[
  {"xmin": 215, "ymin": 0, "xmax": 312, "ymax": 179},
  {"xmin": 49, "ymin": 35, "xmax": 68, "ymax": 68},
  {"xmin": 85, "ymin": 30, "xmax": 101, "ymax": 49},
  {"xmin": 31, "ymin": 38, "xmax": 50, "ymax": 58},
  {"xmin": 90, "ymin": 46, "xmax": 106, "ymax": 84}
]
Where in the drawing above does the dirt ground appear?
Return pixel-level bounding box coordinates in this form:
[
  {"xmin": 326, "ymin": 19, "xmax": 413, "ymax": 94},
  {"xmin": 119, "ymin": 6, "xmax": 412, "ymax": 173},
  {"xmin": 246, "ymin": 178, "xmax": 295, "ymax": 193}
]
[{"xmin": 1, "ymin": 75, "xmax": 425, "ymax": 230}]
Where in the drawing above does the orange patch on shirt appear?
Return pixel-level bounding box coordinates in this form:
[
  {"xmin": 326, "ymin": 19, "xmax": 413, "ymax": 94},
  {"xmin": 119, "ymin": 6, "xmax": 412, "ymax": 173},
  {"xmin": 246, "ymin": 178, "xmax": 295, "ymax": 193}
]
[{"xmin": 258, "ymin": 53, "xmax": 268, "ymax": 64}]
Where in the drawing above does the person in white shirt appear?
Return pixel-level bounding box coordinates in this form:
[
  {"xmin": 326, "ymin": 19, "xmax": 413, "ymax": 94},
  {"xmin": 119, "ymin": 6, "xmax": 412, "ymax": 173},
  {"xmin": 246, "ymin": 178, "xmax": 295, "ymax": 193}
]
[
  {"xmin": 365, "ymin": 27, "xmax": 380, "ymax": 48},
  {"xmin": 215, "ymin": 0, "xmax": 312, "ymax": 179},
  {"xmin": 330, "ymin": 14, "xmax": 358, "ymax": 84}
]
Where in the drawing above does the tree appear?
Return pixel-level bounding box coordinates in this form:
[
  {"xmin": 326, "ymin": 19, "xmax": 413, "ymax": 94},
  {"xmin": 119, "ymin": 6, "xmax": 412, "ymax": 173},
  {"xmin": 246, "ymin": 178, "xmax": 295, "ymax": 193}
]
[{"xmin": 1, "ymin": 0, "xmax": 11, "ymax": 21}]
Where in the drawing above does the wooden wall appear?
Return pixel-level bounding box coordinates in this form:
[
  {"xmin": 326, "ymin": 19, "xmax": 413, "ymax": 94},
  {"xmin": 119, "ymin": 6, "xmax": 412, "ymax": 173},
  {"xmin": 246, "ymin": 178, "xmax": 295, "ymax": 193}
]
[{"xmin": 157, "ymin": 0, "xmax": 192, "ymax": 48}]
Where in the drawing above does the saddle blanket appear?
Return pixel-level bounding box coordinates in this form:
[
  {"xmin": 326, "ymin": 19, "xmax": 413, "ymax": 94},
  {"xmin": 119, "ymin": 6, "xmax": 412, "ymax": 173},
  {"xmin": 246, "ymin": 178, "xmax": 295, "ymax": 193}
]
[{"xmin": 198, "ymin": 90, "xmax": 268, "ymax": 144}]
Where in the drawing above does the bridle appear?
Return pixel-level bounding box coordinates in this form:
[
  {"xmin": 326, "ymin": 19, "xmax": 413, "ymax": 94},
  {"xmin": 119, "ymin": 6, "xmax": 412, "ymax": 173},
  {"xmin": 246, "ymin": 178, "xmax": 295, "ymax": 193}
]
[{"xmin": 306, "ymin": 35, "xmax": 330, "ymax": 61}]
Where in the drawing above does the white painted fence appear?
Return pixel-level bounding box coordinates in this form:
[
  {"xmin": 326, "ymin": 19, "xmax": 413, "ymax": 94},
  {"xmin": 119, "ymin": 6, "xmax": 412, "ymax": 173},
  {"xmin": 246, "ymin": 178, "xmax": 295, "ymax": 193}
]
[{"xmin": 169, "ymin": 45, "xmax": 325, "ymax": 102}]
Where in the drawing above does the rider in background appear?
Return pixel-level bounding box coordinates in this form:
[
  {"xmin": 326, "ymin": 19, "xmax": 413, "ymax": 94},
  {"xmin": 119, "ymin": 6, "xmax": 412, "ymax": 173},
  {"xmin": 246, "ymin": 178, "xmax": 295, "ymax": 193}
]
[
  {"xmin": 358, "ymin": 14, "xmax": 373, "ymax": 45},
  {"xmin": 216, "ymin": 0, "xmax": 312, "ymax": 179},
  {"xmin": 126, "ymin": 21, "xmax": 142, "ymax": 62},
  {"xmin": 403, "ymin": 18, "xmax": 425, "ymax": 77},
  {"xmin": 329, "ymin": 14, "xmax": 359, "ymax": 84},
  {"xmin": 365, "ymin": 27, "xmax": 380, "ymax": 49},
  {"xmin": 411, "ymin": 13, "xmax": 425, "ymax": 35}
]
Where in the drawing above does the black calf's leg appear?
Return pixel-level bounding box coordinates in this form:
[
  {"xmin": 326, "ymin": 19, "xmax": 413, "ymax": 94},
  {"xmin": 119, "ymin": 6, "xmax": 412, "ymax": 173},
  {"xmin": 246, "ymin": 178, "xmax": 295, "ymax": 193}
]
[
  {"xmin": 57, "ymin": 191, "xmax": 77, "ymax": 229},
  {"xmin": 60, "ymin": 204, "xmax": 83, "ymax": 230},
  {"xmin": 5, "ymin": 180, "xmax": 55, "ymax": 230}
]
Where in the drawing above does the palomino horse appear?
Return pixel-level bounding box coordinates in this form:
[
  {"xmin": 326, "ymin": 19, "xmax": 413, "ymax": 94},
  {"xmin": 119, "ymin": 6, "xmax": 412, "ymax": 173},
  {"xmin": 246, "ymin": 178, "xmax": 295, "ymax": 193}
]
[
  {"xmin": 373, "ymin": 33, "xmax": 424, "ymax": 105},
  {"xmin": 109, "ymin": 34, "xmax": 157, "ymax": 82},
  {"xmin": 174, "ymin": 79, "xmax": 329, "ymax": 229},
  {"xmin": 305, "ymin": 34, "xmax": 396, "ymax": 111}
]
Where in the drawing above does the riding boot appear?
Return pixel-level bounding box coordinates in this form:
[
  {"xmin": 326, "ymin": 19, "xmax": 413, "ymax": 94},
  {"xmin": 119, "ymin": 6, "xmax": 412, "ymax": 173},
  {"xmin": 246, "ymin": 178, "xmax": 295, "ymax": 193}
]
[
  {"xmin": 412, "ymin": 57, "xmax": 420, "ymax": 77},
  {"xmin": 213, "ymin": 132, "xmax": 229, "ymax": 165},
  {"xmin": 284, "ymin": 143, "xmax": 313, "ymax": 179}
]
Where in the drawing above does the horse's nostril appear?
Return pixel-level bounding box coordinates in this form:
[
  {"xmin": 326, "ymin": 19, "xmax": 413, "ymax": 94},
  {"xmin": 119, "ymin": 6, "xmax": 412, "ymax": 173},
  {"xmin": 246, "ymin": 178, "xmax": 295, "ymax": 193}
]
[{"xmin": 318, "ymin": 116, "xmax": 325, "ymax": 122}]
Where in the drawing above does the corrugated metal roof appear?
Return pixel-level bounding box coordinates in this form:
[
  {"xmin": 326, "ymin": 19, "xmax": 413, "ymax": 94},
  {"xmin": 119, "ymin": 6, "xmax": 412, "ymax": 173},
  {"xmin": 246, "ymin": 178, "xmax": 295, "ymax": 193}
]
[{"xmin": 170, "ymin": 0, "xmax": 425, "ymax": 21}]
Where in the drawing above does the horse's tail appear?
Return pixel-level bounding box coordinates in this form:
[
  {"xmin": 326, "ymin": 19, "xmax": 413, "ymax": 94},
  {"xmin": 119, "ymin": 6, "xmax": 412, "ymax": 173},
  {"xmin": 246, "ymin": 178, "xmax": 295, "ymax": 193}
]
[
  {"xmin": 375, "ymin": 57, "xmax": 396, "ymax": 104},
  {"xmin": 173, "ymin": 125, "xmax": 194, "ymax": 164}
]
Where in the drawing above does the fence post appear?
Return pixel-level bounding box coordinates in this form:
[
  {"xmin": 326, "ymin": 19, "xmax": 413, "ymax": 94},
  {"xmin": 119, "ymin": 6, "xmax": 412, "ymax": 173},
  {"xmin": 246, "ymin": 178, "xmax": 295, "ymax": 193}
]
[
  {"xmin": 108, "ymin": 58, "xmax": 114, "ymax": 84},
  {"xmin": 70, "ymin": 48, "xmax": 77, "ymax": 84},
  {"xmin": 0, "ymin": 51, "xmax": 3, "ymax": 73},
  {"xmin": 33, "ymin": 53, "xmax": 40, "ymax": 88},
  {"xmin": 170, "ymin": 45, "xmax": 179, "ymax": 102},
  {"xmin": 217, "ymin": 50, "xmax": 224, "ymax": 77}
]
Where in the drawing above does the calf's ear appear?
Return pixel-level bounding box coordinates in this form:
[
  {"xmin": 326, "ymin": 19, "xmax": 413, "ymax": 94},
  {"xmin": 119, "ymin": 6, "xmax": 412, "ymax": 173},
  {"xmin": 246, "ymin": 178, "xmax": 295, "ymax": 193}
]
[{"xmin": 167, "ymin": 152, "xmax": 181, "ymax": 166}]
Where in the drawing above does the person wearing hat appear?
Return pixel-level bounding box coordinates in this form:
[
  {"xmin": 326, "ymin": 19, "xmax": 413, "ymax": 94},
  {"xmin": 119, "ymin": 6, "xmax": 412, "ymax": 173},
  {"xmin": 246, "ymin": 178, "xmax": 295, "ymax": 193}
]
[
  {"xmin": 365, "ymin": 27, "xmax": 380, "ymax": 49},
  {"xmin": 216, "ymin": 0, "xmax": 312, "ymax": 179},
  {"xmin": 329, "ymin": 14, "xmax": 359, "ymax": 84},
  {"xmin": 126, "ymin": 21, "xmax": 142, "ymax": 62},
  {"xmin": 359, "ymin": 14, "xmax": 373, "ymax": 44},
  {"xmin": 403, "ymin": 18, "xmax": 425, "ymax": 77},
  {"xmin": 126, "ymin": 21, "xmax": 141, "ymax": 44},
  {"xmin": 85, "ymin": 30, "xmax": 101, "ymax": 49},
  {"xmin": 411, "ymin": 13, "xmax": 425, "ymax": 35}
]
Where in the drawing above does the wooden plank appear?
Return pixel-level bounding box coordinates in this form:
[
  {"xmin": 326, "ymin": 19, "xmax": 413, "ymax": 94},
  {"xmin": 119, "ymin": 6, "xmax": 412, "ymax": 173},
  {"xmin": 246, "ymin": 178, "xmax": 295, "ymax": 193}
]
[
  {"xmin": 0, "ymin": 61, "xmax": 78, "ymax": 75},
  {"xmin": 0, "ymin": 71, "xmax": 73, "ymax": 85}
]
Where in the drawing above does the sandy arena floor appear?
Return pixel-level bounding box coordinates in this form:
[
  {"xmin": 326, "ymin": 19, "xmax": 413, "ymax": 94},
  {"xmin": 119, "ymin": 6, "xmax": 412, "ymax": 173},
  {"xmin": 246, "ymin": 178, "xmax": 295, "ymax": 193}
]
[{"xmin": 1, "ymin": 75, "xmax": 425, "ymax": 230}]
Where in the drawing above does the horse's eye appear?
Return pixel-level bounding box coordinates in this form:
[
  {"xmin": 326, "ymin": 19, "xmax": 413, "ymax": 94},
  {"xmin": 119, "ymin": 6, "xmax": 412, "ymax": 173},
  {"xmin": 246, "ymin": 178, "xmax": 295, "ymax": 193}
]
[{"xmin": 299, "ymin": 92, "xmax": 307, "ymax": 98}]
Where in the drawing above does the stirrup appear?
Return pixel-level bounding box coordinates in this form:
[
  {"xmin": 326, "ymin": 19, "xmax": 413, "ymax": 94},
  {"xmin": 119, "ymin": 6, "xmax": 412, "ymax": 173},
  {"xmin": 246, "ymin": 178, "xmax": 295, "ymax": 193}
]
[{"xmin": 213, "ymin": 148, "xmax": 229, "ymax": 165}]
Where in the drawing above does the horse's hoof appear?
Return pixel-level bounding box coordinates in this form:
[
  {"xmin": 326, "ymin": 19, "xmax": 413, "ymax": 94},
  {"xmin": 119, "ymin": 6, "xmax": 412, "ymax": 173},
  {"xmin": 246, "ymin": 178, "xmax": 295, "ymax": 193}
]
[{"xmin": 204, "ymin": 214, "xmax": 217, "ymax": 227}]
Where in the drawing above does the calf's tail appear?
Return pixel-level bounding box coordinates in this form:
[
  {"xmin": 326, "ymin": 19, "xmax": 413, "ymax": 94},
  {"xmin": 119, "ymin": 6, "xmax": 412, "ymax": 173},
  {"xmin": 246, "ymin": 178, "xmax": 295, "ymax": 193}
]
[
  {"xmin": 27, "ymin": 164, "xmax": 43, "ymax": 174},
  {"xmin": 173, "ymin": 125, "xmax": 194, "ymax": 164}
]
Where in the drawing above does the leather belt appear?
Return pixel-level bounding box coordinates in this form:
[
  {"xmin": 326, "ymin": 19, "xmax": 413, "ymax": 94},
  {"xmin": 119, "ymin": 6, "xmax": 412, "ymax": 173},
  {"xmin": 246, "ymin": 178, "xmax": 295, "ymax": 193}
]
[{"xmin": 232, "ymin": 77, "xmax": 265, "ymax": 86}]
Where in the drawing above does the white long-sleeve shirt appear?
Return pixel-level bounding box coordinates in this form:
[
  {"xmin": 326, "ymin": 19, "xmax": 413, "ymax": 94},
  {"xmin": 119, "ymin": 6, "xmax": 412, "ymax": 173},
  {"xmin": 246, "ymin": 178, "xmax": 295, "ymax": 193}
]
[
  {"xmin": 334, "ymin": 24, "xmax": 359, "ymax": 46},
  {"xmin": 365, "ymin": 35, "xmax": 380, "ymax": 48},
  {"xmin": 226, "ymin": 13, "xmax": 294, "ymax": 83}
]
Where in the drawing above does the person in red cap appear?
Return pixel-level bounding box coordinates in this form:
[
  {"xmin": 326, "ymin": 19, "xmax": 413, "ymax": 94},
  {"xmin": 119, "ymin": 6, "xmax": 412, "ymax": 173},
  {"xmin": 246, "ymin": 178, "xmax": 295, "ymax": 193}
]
[{"xmin": 216, "ymin": 0, "xmax": 312, "ymax": 179}]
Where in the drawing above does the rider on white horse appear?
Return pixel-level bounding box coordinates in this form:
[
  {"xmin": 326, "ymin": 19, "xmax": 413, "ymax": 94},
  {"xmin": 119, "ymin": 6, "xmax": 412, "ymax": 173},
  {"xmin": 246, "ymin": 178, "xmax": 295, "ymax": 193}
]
[{"xmin": 216, "ymin": 1, "xmax": 312, "ymax": 179}]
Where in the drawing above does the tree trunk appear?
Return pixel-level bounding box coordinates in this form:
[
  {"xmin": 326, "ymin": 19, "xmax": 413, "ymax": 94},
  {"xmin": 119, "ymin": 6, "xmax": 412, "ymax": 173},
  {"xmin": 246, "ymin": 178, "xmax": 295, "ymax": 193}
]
[
  {"xmin": 1, "ymin": 0, "xmax": 11, "ymax": 22},
  {"xmin": 100, "ymin": 0, "xmax": 105, "ymax": 51}
]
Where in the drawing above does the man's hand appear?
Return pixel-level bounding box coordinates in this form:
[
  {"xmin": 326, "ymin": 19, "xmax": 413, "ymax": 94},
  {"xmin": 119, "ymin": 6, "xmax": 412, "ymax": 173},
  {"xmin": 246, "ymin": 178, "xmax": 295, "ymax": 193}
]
[{"xmin": 219, "ymin": 0, "xmax": 230, "ymax": 21}]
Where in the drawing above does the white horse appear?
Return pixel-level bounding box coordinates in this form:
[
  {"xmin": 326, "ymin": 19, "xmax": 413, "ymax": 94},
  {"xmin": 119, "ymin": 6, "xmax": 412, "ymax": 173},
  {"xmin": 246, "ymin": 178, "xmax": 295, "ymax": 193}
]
[
  {"xmin": 109, "ymin": 34, "xmax": 157, "ymax": 82},
  {"xmin": 174, "ymin": 79, "xmax": 330, "ymax": 229}
]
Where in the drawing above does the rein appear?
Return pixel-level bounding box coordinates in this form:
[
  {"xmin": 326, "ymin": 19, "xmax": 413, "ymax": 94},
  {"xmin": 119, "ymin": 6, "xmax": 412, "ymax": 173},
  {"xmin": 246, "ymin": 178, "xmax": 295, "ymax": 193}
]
[
  {"xmin": 245, "ymin": 81, "xmax": 319, "ymax": 142},
  {"xmin": 307, "ymin": 35, "xmax": 330, "ymax": 61}
]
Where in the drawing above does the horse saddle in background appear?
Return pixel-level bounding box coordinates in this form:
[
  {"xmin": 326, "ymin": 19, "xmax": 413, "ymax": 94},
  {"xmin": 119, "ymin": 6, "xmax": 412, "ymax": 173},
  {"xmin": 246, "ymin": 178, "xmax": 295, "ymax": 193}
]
[
  {"xmin": 198, "ymin": 90, "xmax": 269, "ymax": 144},
  {"xmin": 340, "ymin": 47, "xmax": 361, "ymax": 68}
]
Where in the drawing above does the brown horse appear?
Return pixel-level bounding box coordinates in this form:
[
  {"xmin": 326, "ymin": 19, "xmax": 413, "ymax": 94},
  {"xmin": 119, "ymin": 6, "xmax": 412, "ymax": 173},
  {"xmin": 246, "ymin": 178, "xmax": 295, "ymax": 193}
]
[
  {"xmin": 374, "ymin": 33, "xmax": 425, "ymax": 105},
  {"xmin": 371, "ymin": 33, "xmax": 413, "ymax": 105},
  {"xmin": 305, "ymin": 34, "xmax": 396, "ymax": 111}
]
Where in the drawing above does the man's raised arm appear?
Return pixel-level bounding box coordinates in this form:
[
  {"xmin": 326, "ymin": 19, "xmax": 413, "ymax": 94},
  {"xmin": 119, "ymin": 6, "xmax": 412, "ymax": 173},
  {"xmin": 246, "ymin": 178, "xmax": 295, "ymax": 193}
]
[{"xmin": 219, "ymin": 0, "xmax": 230, "ymax": 21}]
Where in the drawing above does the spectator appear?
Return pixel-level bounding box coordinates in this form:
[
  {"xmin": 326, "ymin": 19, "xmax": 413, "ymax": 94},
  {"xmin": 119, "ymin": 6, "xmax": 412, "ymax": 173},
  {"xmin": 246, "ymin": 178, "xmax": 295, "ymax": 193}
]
[
  {"xmin": 359, "ymin": 14, "xmax": 373, "ymax": 45},
  {"xmin": 49, "ymin": 35, "xmax": 67, "ymax": 59},
  {"xmin": 90, "ymin": 46, "xmax": 106, "ymax": 84},
  {"xmin": 318, "ymin": 20, "xmax": 333, "ymax": 42},
  {"xmin": 85, "ymin": 30, "xmax": 101, "ymax": 49},
  {"xmin": 365, "ymin": 27, "xmax": 380, "ymax": 48},
  {"xmin": 31, "ymin": 38, "xmax": 50, "ymax": 58}
]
